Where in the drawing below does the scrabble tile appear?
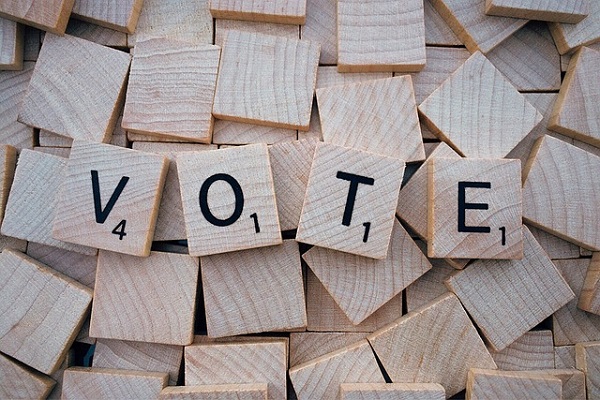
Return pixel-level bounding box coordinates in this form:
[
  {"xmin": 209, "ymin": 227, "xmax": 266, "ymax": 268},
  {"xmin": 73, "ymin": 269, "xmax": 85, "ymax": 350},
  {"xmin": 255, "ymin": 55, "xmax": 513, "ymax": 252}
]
[
  {"xmin": 289, "ymin": 332, "xmax": 368, "ymax": 367},
  {"xmin": 490, "ymin": 330, "xmax": 555, "ymax": 371},
  {"xmin": 549, "ymin": 1, "xmax": 600, "ymax": 54},
  {"xmin": 316, "ymin": 76, "xmax": 425, "ymax": 162},
  {"xmin": 485, "ymin": 0, "xmax": 589, "ymax": 23},
  {"xmin": 315, "ymin": 66, "xmax": 391, "ymax": 89},
  {"xmin": 123, "ymin": 39, "xmax": 220, "ymax": 143},
  {"xmin": 549, "ymin": 46, "xmax": 600, "ymax": 147},
  {"xmin": 18, "ymin": 34, "xmax": 131, "ymax": 143},
  {"xmin": 185, "ymin": 340, "xmax": 287, "ymax": 400},
  {"xmin": 213, "ymin": 31, "xmax": 319, "ymax": 131},
  {"xmin": 560, "ymin": 42, "xmax": 600, "ymax": 72},
  {"xmin": 340, "ymin": 383, "xmax": 445, "ymax": 400},
  {"xmin": 201, "ymin": 240, "xmax": 306, "ymax": 337},
  {"xmin": 212, "ymin": 119, "xmax": 297, "ymax": 145},
  {"xmin": 93, "ymin": 339, "xmax": 182, "ymax": 386},
  {"xmin": 428, "ymin": 158, "xmax": 523, "ymax": 259},
  {"xmin": 214, "ymin": 18, "xmax": 299, "ymax": 47},
  {"xmin": 419, "ymin": 51, "xmax": 543, "ymax": 158},
  {"xmin": 446, "ymin": 227, "xmax": 575, "ymax": 351},
  {"xmin": 159, "ymin": 384, "xmax": 268, "ymax": 400},
  {"xmin": 424, "ymin": 0, "xmax": 462, "ymax": 46},
  {"xmin": 368, "ymin": 293, "xmax": 496, "ymax": 397},
  {"xmin": 131, "ymin": 142, "xmax": 217, "ymax": 242},
  {"xmin": 527, "ymin": 224, "xmax": 581, "ymax": 260},
  {"xmin": 209, "ymin": 0, "xmax": 306, "ymax": 24},
  {"xmin": 0, "ymin": 249, "xmax": 93, "ymax": 374},
  {"xmin": 52, "ymin": 141, "xmax": 168, "ymax": 256},
  {"xmin": 27, "ymin": 242, "xmax": 97, "ymax": 288},
  {"xmin": 467, "ymin": 369, "xmax": 562, "ymax": 400},
  {"xmin": 523, "ymin": 135, "xmax": 600, "ymax": 250},
  {"xmin": 302, "ymin": 0, "xmax": 336, "ymax": 65},
  {"xmin": 538, "ymin": 369, "xmax": 586, "ymax": 400},
  {"xmin": 303, "ymin": 219, "xmax": 431, "ymax": 324},
  {"xmin": 0, "ymin": 352, "xmax": 55, "ymax": 399},
  {"xmin": 337, "ymin": 0, "xmax": 425, "ymax": 72},
  {"xmin": 289, "ymin": 340, "xmax": 384, "ymax": 400},
  {"xmin": 297, "ymin": 143, "xmax": 404, "ymax": 259},
  {"xmin": 38, "ymin": 130, "xmax": 73, "ymax": 147},
  {"xmin": 555, "ymin": 346, "xmax": 576, "ymax": 369},
  {"xmin": 580, "ymin": 252, "xmax": 600, "ymax": 314},
  {"xmin": 72, "ymin": 0, "xmax": 144, "ymax": 33},
  {"xmin": 429, "ymin": 0, "xmax": 527, "ymax": 53},
  {"xmin": 0, "ymin": 18, "xmax": 23, "ymax": 70},
  {"xmin": 576, "ymin": 342, "xmax": 600, "ymax": 398},
  {"xmin": 62, "ymin": 367, "xmax": 168, "ymax": 400},
  {"xmin": 0, "ymin": 0, "xmax": 73, "ymax": 34},
  {"xmin": 33, "ymin": 146, "xmax": 71, "ymax": 158},
  {"xmin": 1, "ymin": 150, "xmax": 95, "ymax": 254},
  {"xmin": 269, "ymin": 139, "xmax": 317, "ymax": 231},
  {"xmin": 65, "ymin": 19, "xmax": 127, "ymax": 48},
  {"xmin": 90, "ymin": 250, "xmax": 198, "ymax": 345},
  {"xmin": 177, "ymin": 144, "xmax": 281, "ymax": 256},
  {"xmin": 0, "ymin": 61, "xmax": 34, "ymax": 150}
]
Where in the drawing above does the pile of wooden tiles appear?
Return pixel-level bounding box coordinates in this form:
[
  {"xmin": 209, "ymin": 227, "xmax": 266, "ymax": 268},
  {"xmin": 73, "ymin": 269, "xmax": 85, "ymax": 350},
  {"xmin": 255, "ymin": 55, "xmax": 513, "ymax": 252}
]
[{"xmin": 0, "ymin": 0, "xmax": 599, "ymax": 399}]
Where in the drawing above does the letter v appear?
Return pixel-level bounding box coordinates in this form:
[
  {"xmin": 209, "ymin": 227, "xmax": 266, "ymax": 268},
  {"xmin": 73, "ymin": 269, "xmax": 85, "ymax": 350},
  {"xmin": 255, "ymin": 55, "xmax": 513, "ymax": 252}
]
[{"xmin": 91, "ymin": 170, "xmax": 130, "ymax": 224}]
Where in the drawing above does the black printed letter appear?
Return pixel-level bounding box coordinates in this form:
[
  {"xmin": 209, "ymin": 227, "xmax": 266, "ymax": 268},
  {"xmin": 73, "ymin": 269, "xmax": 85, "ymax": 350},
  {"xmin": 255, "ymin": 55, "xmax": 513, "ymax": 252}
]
[
  {"xmin": 199, "ymin": 173, "xmax": 244, "ymax": 227},
  {"xmin": 91, "ymin": 170, "xmax": 129, "ymax": 224},
  {"xmin": 457, "ymin": 181, "xmax": 491, "ymax": 233},
  {"xmin": 336, "ymin": 171, "xmax": 375, "ymax": 226}
]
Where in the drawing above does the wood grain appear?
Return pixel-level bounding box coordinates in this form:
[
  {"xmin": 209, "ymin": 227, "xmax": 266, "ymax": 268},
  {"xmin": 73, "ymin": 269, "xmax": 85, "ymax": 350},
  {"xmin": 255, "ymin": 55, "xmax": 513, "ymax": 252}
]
[
  {"xmin": 527, "ymin": 224, "xmax": 580, "ymax": 260},
  {"xmin": 302, "ymin": 0, "xmax": 336, "ymax": 64},
  {"xmin": 490, "ymin": 330, "xmax": 554, "ymax": 371},
  {"xmin": 579, "ymin": 252, "xmax": 600, "ymax": 314},
  {"xmin": 424, "ymin": 0, "xmax": 462, "ymax": 45},
  {"xmin": 72, "ymin": 0, "xmax": 143, "ymax": 33},
  {"xmin": 0, "ymin": 352, "xmax": 55, "ymax": 400},
  {"xmin": 215, "ymin": 18, "xmax": 299, "ymax": 47},
  {"xmin": 159, "ymin": 384, "xmax": 268, "ymax": 400},
  {"xmin": 549, "ymin": 1, "xmax": 600, "ymax": 54},
  {"xmin": 0, "ymin": 61, "xmax": 34, "ymax": 151},
  {"xmin": 340, "ymin": 383, "xmax": 446, "ymax": 400},
  {"xmin": 445, "ymin": 226, "xmax": 575, "ymax": 351},
  {"xmin": 485, "ymin": 0, "xmax": 589, "ymax": 23},
  {"xmin": 467, "ymin": 369, "xmax": 562, "ymax": 400},
  {"xmin": 368, "ymin": 293, "xmax": 496, "ymax": 397},
  {"xmin": 33, "ymin": 146, "xmax": 71, "ymax": 158},
  {"xmin": 212, "ymin": 119, "xmax": 297, "ymax": 145},
  {"xmin": 89, "ymin": 250, "xmax": 199, "ymax": 345},
  {"xmin": 289, "ymin": 332, "xmax": 368, "ymax": 367},
  {"xmin": 315, "ymin": 66, "xmax": 391, "ymax": 89},
  {"xmin": 555, "ymin": 346, "xmax": 576, "ymax": 369},
  {"xmin": 576, "ymin": 341, "xmax": 600, "ymax": 399},
  {"xmin": 0, "ymin": 0, "xmax": 74, "ymax": 34},
  {"xmin": 0, "ymin": 144, "xmax": 16, "ymax": 225},
  {"xmin": 26, "ymin": 242, "xmax": 96, "ymax": 288},
  {"xmin": 38, "ymin": 130, "xmax": 73, "ymax": 147},
  {"xmin": 0, "ymin": 18, "xmax": 22, "ymax": 70},
  {"xmin": 534, "ymin": 369, "xmax": 586, "ymax": 400},
  {"xmin": 209, "ymin": 0, "xmax": 306, "ymax": 24},
  {"xmin": 65, "ymin": 19, "xmax": 127, "ymax": 48}
]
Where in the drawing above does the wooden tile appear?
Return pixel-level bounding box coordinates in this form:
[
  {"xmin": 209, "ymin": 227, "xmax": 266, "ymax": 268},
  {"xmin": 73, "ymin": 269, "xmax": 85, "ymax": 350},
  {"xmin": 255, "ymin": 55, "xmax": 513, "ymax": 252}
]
[
  {"xmin": 289, "ymin": 332, "xmax": 368, "ymax": 367},
  {"xmin": 549, "ymin": 46, "xmax": 600, "ymax": 147},
  {"xmin": 39, "ymin": 130, "xmax": 73, "ymax": 147},
  {"xmin": 337, "ymin": 0, "xmax": 425, "ymax": 72},
  {"xmin": 109, "ymin": 115, "xmax": 128, "ymax": 148},
  {"xmin": 269, "ymin": 139, "xmax": 317, "ymax": 231},
  {"xmin": 209, "ymin": 0, "xmax": 306, "ymax": 24},
  {"xmin": 302, "ymin": 0, "xmax": 335, "ymax": 64},
  {"xmin": 0, "ymin": 61, "xmax": 34, "ymax": 151},
  {"xmin": 303, "ymin": 219, "xmax": 430, "ymax": 324},
  {"xmin": 19, "ymin": 34, "xmax": 130, "ymax": 143},
  {"xmin": 306, "ymin": 268, "xmax": 403, "ymax": 332},
  {"xmin": 213, "ymin": 31, "xmax": 319, "ymax": 131},
  {"xmin": 0, "ymin": 0, "xmax": 73, "ymax": 34},
  {"xmin": 302, "ymin": 101, "xmax": 322, "ymax": 141},
  {"xmin": 47, "ymin": 350, "xmax": 75, "ymax": 400},
  {"xmin": 553, "ymin": 258, "xmax": 600, "ymax": 345},
  {"xmin": 317, "ymin": 76, "xmax": 425, "ymax": 162},
  {"xmin": 446, "ymin": 227, "xmax": 575, "ymax": 351},
  {"xmin": 544, "ymin": 369, "xmax": 587, "ymax": 400},
  {"xmin": 177, "ymin": 144, "xmax": 281, "ymax": 256},
  {"xmin": 215, "ymin": 18, "xmax": 299, "ymax": 47},
  {"xmin": 93, "ymin": 339, "xmax": 182, "ymax": 386},
  {"xmin": 62, "ymin": 367, "xmax": 168, "ymax": 400},
  {"xmin": 52, "ymin": 141, "xmax": 168, "ymax": 256},
  {"xmin": 419, "ymin": 51, "xmax": 543, "ymax": 158},
  {"xmin": 72, "ymin": 0, "xmax": 143, "ymax": 33},
  {"xmin": 289, "ymin": 340, "xmax": 384, "ymax": 400},
  {"xmin": 159, "ymin": 384, "xmax": 268, "ymax": 400},
  {"xmin": 466, "ymin": 369, "xmax": 562, "ymax": 400},
  {"xmin": 131, "ymin": 142, "xmax": 216, "ymax": 242},
  {"xmin": 486, "ymin": 0, "xmax": 589, "ymax": 23},
  {"xmin": 429, "ymin": 0, "xmax": 527, "ymax": 53},
  {"xmin": 574, "ymin": 139, "xmax": 600, "ymax": 158},
  {"xmin": 128, "ymin": 131, "xmax": 190, "ymax": 143},
  {"xmin": 26, "ymin": 242, "xmax": 96, "ymax": 288},
  {"xmin": 577, "ymin": 342, "xmax": 600, "ymax": 398},
  {"xmin": 1, "ymin": 150, "xmax": 95, "ymax": 254},
  {"xmin": 0, "ymin": 352, "xmax": 55, "ymax": 399},
  {"xmin": 90, "ymin": 250, "xmax": 199, "ymax": 345},
  {"xmin": 490, "ymin": 330, "xmax": 554, "ymax": 371},
  {"xmin": 523, "ymin": 135, "xmax": 600, "ymax": 250},
  {"xmin": 397, "ymin": 142, "xmax": 460, "ymax": 241},
  {"xmin": 315, "ymin": 66, "xmax": 391, "ymax": 89},
  {"xmin": 560, "ymin": 42, "xmax": 600, "ymax": 72},
  {"xmin": 212, "ymin": 119, "xmax": 297, "ymax": 145},
  {"xmin": 340, "ymin": 383, "xmax": 445, "ymax": 400},
  {"xmin": 0, "ymin": 145, "xmax": 16, "ymax": 223},
  {"xmin": 33, "ymin": 146, "xmax": 71, "ymax": 158},
  {"xmin": 66, "ymin": 19, "xmax": 127, "ymax": 47},
  {"xmin": 297, "ymin": 143, "xmax": 404, "ymax": 259},
  {"xmin": 368, "ymin": 293, "xmax": 496, "ymax": 397},
  {"xmin": 580, "ymin": 253, "xmax": 600, "ymax": 314},
  {"xmin": 428, "ymin": 158, "xmax": 523, "ymax": 259},
  {"xmin": 201, "ymin": 240, "xmax": 306, "ymax": 337},
  {"xmin": 549, "ymin": 1, "xmax": 600, "ymax": 54},
  {"xmin": 123, "ymin": 40, "xmax": 220, "ymax": 143},
  {"xmin": 424, "ymin": 0, "xmax": 462, "ymax": 46},
  {"xmin": 128, "ymin": 0, "xmax": 212, "ymax": 47},
  {"xmin": 0, "ymin": 18, "xmax": 22, "ymax": 70},
  {"xmin": 555, "ymin": 346, "xmax": 576, "ymax": 369},
  {"xmin": 527, "ymin": 224, "xmax": 580, "ymax": 260},
  {"xmin": 0, "ymin": 249, "xmax": 92, "ymax": 374},
  {"xmin": 185, "ymin": 340, "xmax": 287, "ymax": 400}
]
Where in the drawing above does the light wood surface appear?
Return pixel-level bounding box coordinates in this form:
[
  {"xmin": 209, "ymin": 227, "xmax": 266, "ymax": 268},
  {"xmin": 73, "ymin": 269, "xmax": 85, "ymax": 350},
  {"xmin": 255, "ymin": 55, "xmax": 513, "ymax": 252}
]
[
  {"xmin": 0, "ymin": 0, "xmax": 73, "ymax": 34},
  {"xmin": 159, "ymin": 384, "xmax": 268, "ymax": 400},
  {"xmin": 90, "ymin": 250, "xmax": 199, "ymax": 345},
  {"xmin": 560, "ymin": 42, "xmax": 600, "ymax": 72},
  {"xmin": 522, "ymin": 135, "xmax": 600, "ymax": 250},
  {"xmin": 0, "ymin": 18, "xmax": 22, "ymax": 70},
  {"xmin": 0, "ymin": 144, "xmax": 16, "ymax": 225},
  {"xmin": 316, "ymin": 76, "xmax": 425, "ymax": 163},
  {"xmin": 527, "ymin": 224, "xmax": 580, "ymax": 260},
  {"xmin": 576, "ymin": 341, "xmax": 600, "ymax": 399},
  {"xmin": 368, "ymin": 293, "xmax": 496, "ymax": 397},
  {"xmin": 289, "ymin": 332, "xmax": 368, "ymax": 367},
  {"xmin": 33, "ymin": 146, "xmax": 71, "ymax": 158},
  {"xmin": 18, "ymin": 34, "xmax": 131, "ymax": 143},
  {"xmin": 201, "ymin": 240, "xmax": 306, "ymax": 337},
  {"xmin": 315, "ymin": 66, "xmax": 391, "ymax": 89},
  {"xmin": 555, "ymin": 346, "xmax": 576, "ymax": 369},
  {"xmin": 185, "ymin": 340, "xmax": 287, "ymax": 400},
  {"xmin": 467, "ymin": 369, "xmax": 562, "ymax": 400},
  {"xmin": 213, "ymin": 31, "xmax": 319, "ymax": 131},
  {"xmin": 534, "ymin": 369, "xmax": 587, "ymax": 400},
  {"xmin": 302, "ymin": 0, "xmax": 336, "ymax": 64},
  {"xmin": 177, "ymin": 144, "xmax": 282, "ymax": 256},
  {"xmin": 0, "ymin": 352, "xmax": 55, "ymax": 400},
  {"xmin": 579, "ymin": 252, "xmax": 600, "ymax": 314},
  {"xmin": 52, "ymin": 140, "xmax": 169, "ymax": 257},
  {"xmin": 490, "ymin": 330, "xmax": 554, "ymax": 371},
  {"xmin": 38, "ymin": 130, "xmax": 73, "ymax": 147},
  {"xmin": 65, "ymin": 19, "xmax": 127, "ymax": 47},
  {"xmin": 424, "ymin": 0, "xmax": 462, "ymax": 45},
  {"xmin": 446, "ymin": 226, "xmax": 575, "ymax": 351},
  {"xmin": 26, "ymin": 242, "xmax": 96, "ymax": 288},
  {"xmin": 210, "ymin": 0, "xmax": 306, "ymax": 24},
  {"xmin": 212, "ymin": 119, "xmax": 297, "ymax": 145},
  {"xmin": 123, "ymin": 39, "xmax": 220, "ymax": 143},
  {"xmin": 72, "ymin": 0, "xmax": 143, "ymax": 33},
  {"xmin": 289, "ymin": 340, "xmax": 384, "ymax": 400},
  {"xmin": 215, "ymin": 18, "xmax": 299, "ymax": 47},
  {"xmin": 485, "ymin": 0, "xmax": 589, "ymax": 23},
  {"xmin": 0, "ymin": 62, "xmax": 34, "ymax": 150},
  {"xmin": 340, "ymin": 383, "xmax": 446, "ymax": 400},
  {"xmin": 549, "ymin": 1, "xmax": 600, "ymax": 54},
  {"xmin": 419, "ymin": 51, "xmax": 543, "ymax": 158}
]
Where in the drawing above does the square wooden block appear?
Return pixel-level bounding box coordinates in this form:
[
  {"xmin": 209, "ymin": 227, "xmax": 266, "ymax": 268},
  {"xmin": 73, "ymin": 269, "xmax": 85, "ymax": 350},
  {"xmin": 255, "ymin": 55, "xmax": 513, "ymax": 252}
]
[
  {"xmin": 66, "ymin": 18, "xmax": 128, "ymax": 47},
  {"xmin": 289, "ymin": 332, "xmax": 369, "ymax": 367},
  {"xmin": 159, "ymin": 385, "xmax": 268, "ymax": 400},
  {"xmin": 428, "ymin": 158, "xmax": 523, "ymax": 259},
  {"xmin": 0, "ymin": 62, "xmax": 35, "ymax": 151},
  {"xmin": 0, "ymin": 0, "xmax": 73, "ymax": 34},
  {"xmin": 214, "ymin": 18, "xmax": 300, "ymax": 47},
  {"xmin": 340, "ymin": 383, "xmax": 445, "ymax": 400},
  {"xmin": 485, "ymin": 0, "xmax": 589, "ymax": 23},
  {"xmin": 53, "ymin": 140, "xmax": 168, "ymax": 257},
  {"xmin": 0, "ymin": 18, "xmax": 23, "ymax": 70},
  {"xmin": 209, "ymin": 0, "xmax": 306, "ymax": 24},
  {"xmin": 72, "ymin": 0, "xmax": 144, "ymax": 33},
  {"xmin": 213, "ymin": 30, "xmax": 319, "ymax": 131},
  {"xmin": 467, "ymin": 369, "xmax": 562, "ymax": 400},
  {"xmin": 89, "ymin": 250, "xmax": 199, "ymax": 345},
  {"xmin": 549, "ymin": 1, "xmax": 600, "ymax": 55},
  {"xmin": 0, "ymin": 352, "xmax": 55, "ymax": 400},
  {"xmin": 0, "ymin": 249, "xmax": 93, "ymax": 375},
  {"xmin": 123, "ymin": 39, "xmax": 220, "ymax": 143},
  {"xmin": 576, "ymin": 341, "xmax": 600, "ymax": 398},
  {"xmin": 337, "ymin": 0, "xmax": 426, "ymax": 72},
  {"xmin": 27, "ymin": 242, "xmax": 97, "ymax": 289},
  {"xmin": 490, "ymin": 330, "xmax": 555, "ymax": 371},
  {"xmin": 302, "ymin": 0, "xmax": 336, "ymax": 65},
  {"xmin": 297, "ymin": 143, "xmax": 404, "ymax": 259},
  {"xmin": 18, "ymin": 34, "xmax": 131, "ymax": 143},
  {"xmin": 177, "ymin": 143, "xmax": 282, "ymax": 257}
]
